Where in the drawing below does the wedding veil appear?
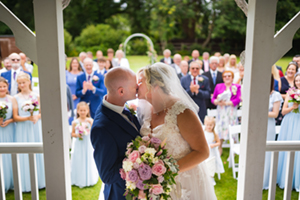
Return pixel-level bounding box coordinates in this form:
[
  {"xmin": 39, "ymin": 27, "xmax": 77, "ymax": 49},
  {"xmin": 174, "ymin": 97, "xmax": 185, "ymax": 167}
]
[{"xmin": 136, "ymin": 62, "xmax": 201, "ymax": 125}]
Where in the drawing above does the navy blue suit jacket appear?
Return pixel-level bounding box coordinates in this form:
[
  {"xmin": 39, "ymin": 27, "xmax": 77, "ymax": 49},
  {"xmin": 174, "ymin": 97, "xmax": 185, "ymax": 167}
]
[
  {"xmin": 1, "ymin": 70, "xmax": 32, "ymax": 93},
  {"xmin": 75, "ymin": 72, "xmax": 106, "ymax": 118},
  {"xmin": 181, "ymin": 75, "xmax": 211, "ymax": 122},
  {"xmin": 91, "ymin": 104, "xmax": 141, "ymax": 200}
]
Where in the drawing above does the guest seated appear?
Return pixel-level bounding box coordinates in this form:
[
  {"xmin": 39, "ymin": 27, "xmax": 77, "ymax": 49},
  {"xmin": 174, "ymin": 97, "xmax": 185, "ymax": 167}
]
[
  {"xmin": 160, "ymin": 49, "xmax": 173, "ymax": 65},
  {"xmin": 113, "ymin": 50, "xmax": 130, "ymax": 68},
  {"xmin": 211, "ymin": 70, "xmax": 241, "ymax": 155}
]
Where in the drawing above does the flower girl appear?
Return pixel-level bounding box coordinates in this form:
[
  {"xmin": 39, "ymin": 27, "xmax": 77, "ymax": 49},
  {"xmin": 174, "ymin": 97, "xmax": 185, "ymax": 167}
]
[
  {"xmin": 70, "ymin": 102, "xmax": 98, "ymax": 187},
  {"xmin": 204, "ymin": 116, "xmax": 225, "ymax": 184}
]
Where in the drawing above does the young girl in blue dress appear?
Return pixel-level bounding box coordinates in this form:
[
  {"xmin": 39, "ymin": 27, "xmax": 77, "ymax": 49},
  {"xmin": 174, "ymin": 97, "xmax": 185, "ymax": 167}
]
[
  {"xmin": 12, "ymin": 72, "xmax": 45, "ymax": 192},
  {"xmin": 277, "ymin": 72, "xmax": 300, "ymax": 191},
  {"xmin": 204, "ymin": 116, "xmax": 225, "ymax": 184},
  {"xmin": 0, "ymin": 78, "xmax": 14, "ymax": 192},
  {"xmin": 70, "ymin": 101, "xmax": 98, "ymax": 187}
]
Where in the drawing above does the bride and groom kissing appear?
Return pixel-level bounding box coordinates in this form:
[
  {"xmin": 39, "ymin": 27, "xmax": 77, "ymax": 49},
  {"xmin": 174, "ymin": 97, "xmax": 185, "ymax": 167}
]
[{"xmin": 90, "ymin": 63, "xmax": 217, "ymax": 200}]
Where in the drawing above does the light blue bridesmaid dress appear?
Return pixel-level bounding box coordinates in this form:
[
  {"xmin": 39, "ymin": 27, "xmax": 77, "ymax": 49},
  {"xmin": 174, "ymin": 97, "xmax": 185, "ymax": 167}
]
[
  {"xmin": 0, "ymin": 96, "xmax": 14, "ymax": 192},
  {"xmin": 14, "ymin": 93, "xmax": 45, "ymax": 192},
  {"xmin": 262, "ymin": 91, "xmax": 282, "ymax": 189},
  {"xmin": 70, "ymin": 118, "xmax": 98, "ymax": 188},
  {"xmin": 277, "ymin": 102, "xmax": 300, "ymax": 191}
]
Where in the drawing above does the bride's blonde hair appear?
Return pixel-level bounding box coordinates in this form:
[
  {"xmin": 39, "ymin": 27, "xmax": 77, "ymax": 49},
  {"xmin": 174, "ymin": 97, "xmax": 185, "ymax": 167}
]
[{"xmin": 17, "ymin": 72, "xmax": 32, "ymax": 92}]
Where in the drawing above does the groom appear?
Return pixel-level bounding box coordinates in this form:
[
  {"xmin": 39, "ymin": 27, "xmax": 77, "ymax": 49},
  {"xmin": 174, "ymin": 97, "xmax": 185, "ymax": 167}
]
[{"xmin": 91, "ymin": 67, "xmax": 141, "ymax": 200}]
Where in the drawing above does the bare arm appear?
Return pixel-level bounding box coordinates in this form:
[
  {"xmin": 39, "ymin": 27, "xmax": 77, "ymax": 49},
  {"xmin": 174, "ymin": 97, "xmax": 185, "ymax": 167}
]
[
  {"xmin": 268, "ymin": 101, "xmax": 281, "ymax": 118},
  {"xmin": 12, "ymin": 97, "xmax": 31, "ymax": 122},
  {"xmin": 71, "ymin": 121, "xmax": 80, "ymax": 138},
  {"xmin": 282, "ymin": 94, "xmax": 298, "ymax": 115},
  {"xmin": 210, "ymin": 134, "xmax": 221, "ymax": 149},
  {"xmin": 176, "ymin": 109, "xmax": 209, "ymax": 173}
]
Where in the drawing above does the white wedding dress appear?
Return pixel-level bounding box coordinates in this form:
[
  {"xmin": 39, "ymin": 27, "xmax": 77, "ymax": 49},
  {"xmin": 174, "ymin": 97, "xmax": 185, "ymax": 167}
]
[{"xmin": 140, "ymin": 101, "xmax": 217, "ymax": 200}]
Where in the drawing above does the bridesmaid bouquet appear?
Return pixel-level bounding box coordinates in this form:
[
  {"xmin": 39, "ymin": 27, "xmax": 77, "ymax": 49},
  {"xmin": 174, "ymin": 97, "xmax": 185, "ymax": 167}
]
[
  {"xmin": 22, "ymin": 99, "xmax": 39, "ymax": 116},
  {"xmin": 120, "ymin": 135, "xmax": 179, "ymax": 200},
  {"xmin": 0, "ymin": 102, "xmax": 9, "ymax": 123},
  {"xmin": 287, "ymin": 87, "xmax": 300, "ymax": 113},
  {"xmin": 75, "ymin": 122, "xmax": 90, "ymax": 140}
]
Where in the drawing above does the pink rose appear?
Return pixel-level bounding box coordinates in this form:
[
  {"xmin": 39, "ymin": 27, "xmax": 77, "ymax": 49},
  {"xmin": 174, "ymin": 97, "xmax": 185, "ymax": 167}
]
[
  {"xmin": 126, "ymin": 148, "xmax": 132, "ymax": 156},
  {"xmin": 138, "ymin": 190, "xmax": 146, "ymax": 199},
  {"xmin": 129, "ymin": 150, "xmax": 140, "ymax": 163},
  {"xmin": 78, "ymin": 126, "xmax": 84, "ymax": 132},
  {"xmin": 152, "ymin": 162, "xmax": 166, "ymax": 176},
  {"xmin": 142, "ymin": 136, "xmax": 150, "ymax": 141},
  {"xmin": 119, "ymin": 168, "xmax": 126, "ymax": 180},
  {"xmin": 157, "ymin": 176, "xmax": 164, "ymax": 183},
  {"xmin": 138, "ymin": 145, "xmax": 147, "ymax": 154},
  {"xmin": 150, "ymin": 184, "xmax": 164, "ymax": 195}
]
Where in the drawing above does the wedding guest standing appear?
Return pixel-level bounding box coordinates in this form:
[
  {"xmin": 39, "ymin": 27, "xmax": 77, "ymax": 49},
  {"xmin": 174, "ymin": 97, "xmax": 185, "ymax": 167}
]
[
  {"xmin": 12, "ymin": 72, "xmax": 45, "ymax": 192},
  {"xmin": 211, "ymin": 70, "xmax": 241, "ymax": 155},
  {"xmin": 203, "ymin": 56, "xmax": 224, "ymax": 109},
  {"xmin": 188, "ymin": 50, "xmax": 200, "ymax": 64},
  {"xmin": 113, "ymin": 50, "xmax": 130, "ymax": 68},
  {"xmin": 71, "ymin": 102, "xmax": 98, "ymax": 187},
  {"xmin": 160, "ymin": 49, "xmax": 173, "ymax": 65},
  {"xmin": 277, "ymin": 72, "xmax": 300, "ymax": 191},
  {"xmin": 279, "ymin": 62, "xmax": 298, "ymax": 99},
  {"xmin": 202, "ymin": 52, "xmax": 210, "ymax": 72},
  {"xmin": 1, "ymin": 53, "xmax": 32, "ymax": 96},
  {"xmin": 262, "ymin": 76, "xmax": 283, "ymax": 190},
  {"xmin": 181, "ymin": 61, "xmax": 211, "ymax": 122},
  {"xmin": 76, "ymin": 58, "xmax": 106, "ymax": 118},
  {"xmin": 177, "ymin": 60, "xmax": 189, "ymax": 80},
  {"xmin": 225, "ymin": 54, "xmax": 238, "ymax": 73},
  {"xmin": 97, "ymin": 57, "xmax": 108, "ymax": 76},
  {"xmin": 66, "ymin": 57, "xmax": 83, "ymax": 109},
  {"xmin": 0, "ymin": 77, "xmax": 14, "ymax": 192},
  {"xmin": 218, "ymin": 56, "xmax": 225, "ymax": 73}
]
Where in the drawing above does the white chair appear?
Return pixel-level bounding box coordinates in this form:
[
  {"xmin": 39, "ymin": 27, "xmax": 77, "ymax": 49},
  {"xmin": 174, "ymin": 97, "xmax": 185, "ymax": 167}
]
[
  {"xmin": 228, "ymin": 125, "xmax": 241, "ymax": 180},
  {"xmin": 237, "ymin": 109, "xmax": 242, "ymax": 117},
  {"xmin": 275, "ymin": 125, "xmax": 281, "ymax": 135},
  {"xmin": 207, "ymin": 109, "xmax": 217, "ymax": 117}
]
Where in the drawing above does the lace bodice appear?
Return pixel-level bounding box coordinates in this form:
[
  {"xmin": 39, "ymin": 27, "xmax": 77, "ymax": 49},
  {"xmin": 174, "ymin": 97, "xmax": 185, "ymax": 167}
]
[{"xmin": 140, "ymin": 101, "xmax": 192, "ymax": 160}]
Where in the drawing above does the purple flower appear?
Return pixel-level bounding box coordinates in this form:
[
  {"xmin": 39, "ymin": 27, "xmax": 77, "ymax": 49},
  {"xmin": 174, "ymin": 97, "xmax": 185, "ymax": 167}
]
[
  {"xmin": 138, "ymin": 145, "xmax": 147, "ymax": 154},
  {"xmin": 128, "ymin": 170, "xmax": 139, "ymax": 182},
  {"xmin": 157, "ymin": 176, "xmax": 164, "ymax": 183},
  {"xmin": 136, "ymin": 179, "xmax": 148, "ymax": 190},
  {"xmin": 133, "ymin": 162, "xmax": 140, "ymax": 169},
  {"xmin": 142, "ymin": 136, "xmax": 150, "ymax": 141},
  {"xmin": 138, "ymin": 164, "xmax": 152, "ymax": 180},
  {"xmin": 150, "ymin": 137, "xmax": 161, "ymax": 149}
]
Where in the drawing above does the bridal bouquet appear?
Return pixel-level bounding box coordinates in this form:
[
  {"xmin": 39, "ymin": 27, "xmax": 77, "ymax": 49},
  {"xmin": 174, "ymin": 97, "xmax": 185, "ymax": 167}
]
[
  {"xmin": 287, "ymin": 87, "xmax": 300, "ymax": 113},
  {"xmin": 0, "ymin": 102, "xmax": 9, "ymax": 121},
  {"xmin": 75, "ymin": 122, "xmax": 90, "ymax": 140},
  {"xmin": 120, "ymin": 135, "xmax": 179, "ymax": 200},
  {"xmin": 22, "ymin": 98, "xmax": 39, "ymax": 116}
]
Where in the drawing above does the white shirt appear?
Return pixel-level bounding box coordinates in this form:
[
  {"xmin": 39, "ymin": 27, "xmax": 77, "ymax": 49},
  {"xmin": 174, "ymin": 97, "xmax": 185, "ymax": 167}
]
[
  {"xmin": 102, "ymin": 95, "xmax": 137, "ymax": 129},
  {"xmin": 172, "ymin": 64, "xmax": 181, "ymax": 74},
  {"xmin": 97, "ymin": 69, "xmax": 106, "ymax": 75},
  {"xmin": 25, "ymin": 63, "xmax": 34, "ymax": 74},
  {"xmin": 11, "ymin": 67, "xmax": 21, "ymax": 96},
  {"xmin": 85, "ymin": 71, "xmax": 94, "ymax": 81},
  {"xmin": 92, "ymin": 61, "xmax": 99, "ymax": 72},
  {"xmin": 190, "ymin": 75, "xmax": 199, "ymax": 85},
  {"xmin": 164, "ymin": 57, "xmax": 172, "ymax": 65},
  {"xmin": 203, "ymin": 60, "xmax": 210, "ymax": 72}
]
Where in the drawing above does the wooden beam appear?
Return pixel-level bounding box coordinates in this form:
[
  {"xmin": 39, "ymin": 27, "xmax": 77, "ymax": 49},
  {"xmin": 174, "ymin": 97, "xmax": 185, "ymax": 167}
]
[{"xmin": 33, "ymin": 0, "xmax": 71, "ymax": 199}]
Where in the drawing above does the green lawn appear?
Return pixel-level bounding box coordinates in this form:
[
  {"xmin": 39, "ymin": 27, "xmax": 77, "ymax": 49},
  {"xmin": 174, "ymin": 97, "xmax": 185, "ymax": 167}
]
[{"xmin": 4, "ymin": 148, "xmax": 299, "ymax": 199}]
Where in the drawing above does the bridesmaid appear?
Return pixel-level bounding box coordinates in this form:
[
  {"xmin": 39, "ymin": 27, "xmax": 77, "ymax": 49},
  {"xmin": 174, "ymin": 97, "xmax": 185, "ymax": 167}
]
[
  {"xmin": 262, "ymin": 76, "xmax": 283, "ymax": 190},
  {"xmin": 70, "ymin": 102, "xmax": 98, "ymax": 188},
  {"xmin": 12, "ymin": 72, "xmax": 45, "ymax": 192},
  {"xmin": 0, "ymin": 77, "xmax": 14, "ymax": 192},
  {"xmin": 277, "ymin": 72, "xmax": 300, "ymax": 191}
]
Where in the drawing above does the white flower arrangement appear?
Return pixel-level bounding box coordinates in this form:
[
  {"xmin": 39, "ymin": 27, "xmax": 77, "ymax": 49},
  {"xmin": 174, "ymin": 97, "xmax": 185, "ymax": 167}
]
[{"xmin": 231, "ymin": 85, "xmax": 237, "ymax": 95}]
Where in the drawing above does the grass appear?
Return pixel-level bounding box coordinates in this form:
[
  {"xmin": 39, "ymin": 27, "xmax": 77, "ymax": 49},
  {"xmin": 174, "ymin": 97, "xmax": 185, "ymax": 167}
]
[{"xmin": 4, "ymin": 148, "xmax": 299, "ymax": 199}]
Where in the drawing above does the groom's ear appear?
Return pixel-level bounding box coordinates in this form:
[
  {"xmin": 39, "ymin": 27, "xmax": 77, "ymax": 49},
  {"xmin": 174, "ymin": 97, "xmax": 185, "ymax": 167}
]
[{"xmin": 117, "ymin": 87, "xmax": 124, "ymax": 96}]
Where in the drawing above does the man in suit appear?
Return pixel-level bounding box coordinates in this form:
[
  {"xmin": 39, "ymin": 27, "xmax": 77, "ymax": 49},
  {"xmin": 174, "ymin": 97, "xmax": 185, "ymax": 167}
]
[
  {"xmin": 91, "ymin": 67, "xmax": 140, "ymax": 200},
  {"xmin": 78, "ymin": 52, "xmax": 87, "ymax": 73},
  {"xmin": 1, "ymin": 53, "xmax": 32, "ymax": 96},
  {"xmin": 97, "ymin": 57, "xmax": 108, "ymax": 76},
  {"xmin": 160, "ymin": 49, "xmax": 173, "ymax": 65},
  {"xmin": 188, "ymin": 50, "xmax": 200, "ymax": 65},
  {"xmin": 94, "ymin": 50, "xmax": 103, "ymax": 62},
  {"xmin": 170, "ymin": 54, "xmax": 182, "ymax": 74},
  {"xmin": 202, "ymin": 56, "xmax": 224, "ymax": 109},
  {"xmin": 76, "ymin": 57, "xmax": 106, "ymax": 118},
  {"xmin": 177, "ymin": 60, "xmax": 188, "ymax": 80},
  {"xmin": 0, "ymin": 57, "xmax": 12, "ymax": 75},
  {"xmin": 181, "ymin": 61, "xmax": 211, "ymax": 122}
]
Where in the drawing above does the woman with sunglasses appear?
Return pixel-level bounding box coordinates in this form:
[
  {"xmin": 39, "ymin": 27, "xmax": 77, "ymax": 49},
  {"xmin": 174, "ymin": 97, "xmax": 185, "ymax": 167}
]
[{"xmin": 211, "ymin": 70, "xmax": 241, "ymax": 155}]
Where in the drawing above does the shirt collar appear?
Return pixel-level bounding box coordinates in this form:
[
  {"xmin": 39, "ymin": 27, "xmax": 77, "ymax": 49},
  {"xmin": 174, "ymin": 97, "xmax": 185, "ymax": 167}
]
[
  {"xmin": 102, "ymin": 95, "xmax": 124, "ymax": 115},
  {"xmin": 210, "ymin": 69, "xmax": 217, "ymax": 74},
  {"xmin": 190, "ymin": 74, "xmax": 198, "ymax": 80},
  {"xmin": 86, "ymin": 71, "xmax": 94, "ymax": 79},
  {"xmin": 12, "ymin": 67, "xmax": 21, "ymax": 74}
]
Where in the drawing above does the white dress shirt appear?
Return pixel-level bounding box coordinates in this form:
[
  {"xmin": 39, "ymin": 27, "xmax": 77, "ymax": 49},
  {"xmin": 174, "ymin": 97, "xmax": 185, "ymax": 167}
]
[
  {"xmin": 92, "ymin": 61, "xmax": 99, "ymax": 72},
  {"xmin": 97, "ymin": 69, "xmax": 106, "ymax": 75},
  {"xmin": 113, "ymin": 58, "xmax": 130, "ymax": 68},
  {"xmin": 203, "ymin": 60, "xmax": 210, "ymax": 72},
  {"xmin": 11, "ymin": 67, "xmax": 21, "ymax": 96},
  {"xmin": 25, "ymin": 63, "xmax": 34, "ymax": 74},
  {"xmin": 102, "ymin": 95, "xmax": 137, "ymax": 129},
  {"xmin": 164, "ymin": 57, "xmax": 172, "ymax": 65}
]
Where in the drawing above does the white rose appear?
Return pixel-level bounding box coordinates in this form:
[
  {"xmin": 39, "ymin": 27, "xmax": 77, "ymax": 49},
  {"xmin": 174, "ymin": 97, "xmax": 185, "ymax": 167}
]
[
  {"xmin": 152, "ymin": 157, "xmax": 159, "ymax": 164},
  {"xmin": 136, "ymin": 158, "xmax": 142, "ymax": 164},
  {"xmin": 126, "ymin": 181, "xmax": 136, "ymax": 190},
  {"xmin": 145, "ymin": 148, "xmax": 156, "ymax": 158},
  {"xmin": 122, "ymin": 160, "xmax": 133, "ymax": 172}
]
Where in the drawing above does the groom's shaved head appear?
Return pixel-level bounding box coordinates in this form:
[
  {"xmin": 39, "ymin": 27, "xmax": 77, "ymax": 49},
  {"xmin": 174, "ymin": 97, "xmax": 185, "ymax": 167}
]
[{"xmin": 105, "ymin": 67, "xmax": 135, "ymax": 93}]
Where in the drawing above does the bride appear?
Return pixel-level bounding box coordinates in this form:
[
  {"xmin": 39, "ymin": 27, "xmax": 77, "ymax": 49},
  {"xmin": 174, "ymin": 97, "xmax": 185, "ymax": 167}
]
[{"xmin": 137, "ymin": 62, "xmax": 217, "ymax": 199}]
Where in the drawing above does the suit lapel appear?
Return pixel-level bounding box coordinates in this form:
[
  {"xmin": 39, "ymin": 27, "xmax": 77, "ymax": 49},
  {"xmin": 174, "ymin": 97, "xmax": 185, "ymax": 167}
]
[{"xmin": 101, "ymin": 105, "xmax": 140, "ymax": 138}]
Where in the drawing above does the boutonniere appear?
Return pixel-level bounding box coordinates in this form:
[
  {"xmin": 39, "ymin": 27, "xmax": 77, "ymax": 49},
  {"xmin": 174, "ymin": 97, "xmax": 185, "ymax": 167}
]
[
  {"xmin": 92, "ymin": 75, "xmax": 99, "ymax": 83},
  {"xmin": 198, "ymin": 76, "xmax": 204, "ymax": 83},
  {"xmin": 231, "ymin": 85, "xmax": 237, "ymax": 95},
  {"xmin": 125, "ymin": 104, "xmax": 137, "ymax": 115}
]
